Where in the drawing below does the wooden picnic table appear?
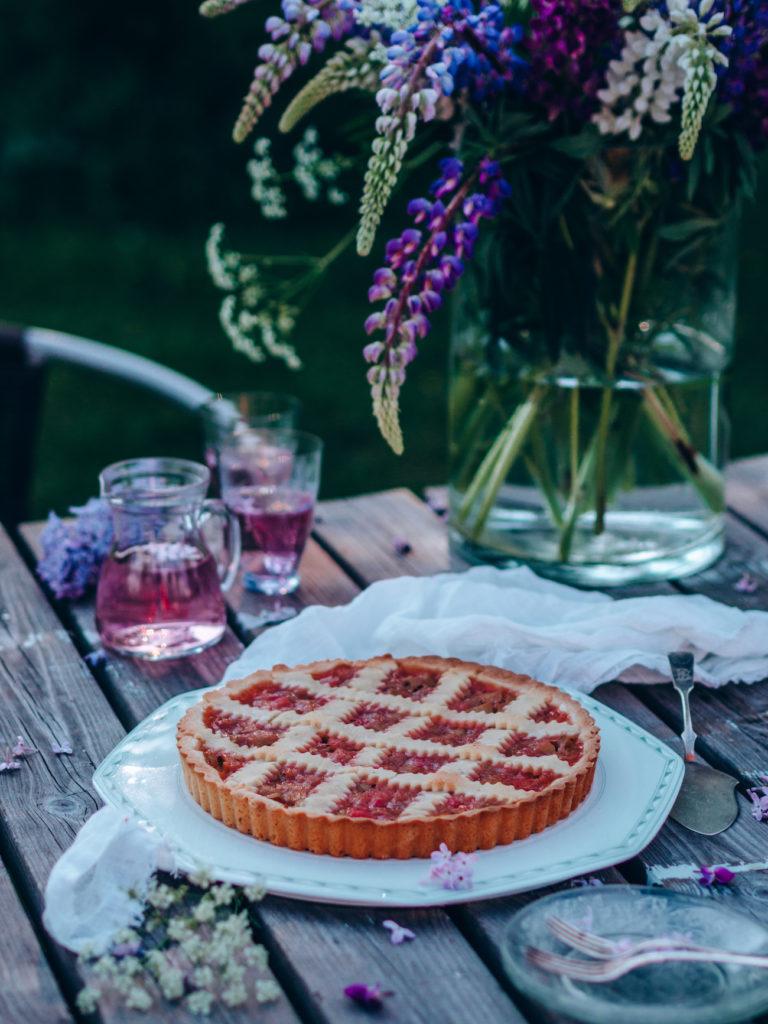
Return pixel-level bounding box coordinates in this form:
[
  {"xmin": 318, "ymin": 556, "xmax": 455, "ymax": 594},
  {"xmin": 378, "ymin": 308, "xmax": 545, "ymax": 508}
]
[{"xmin": 3, "ymin": 455, "xmax": 768, "ymax": 1023}]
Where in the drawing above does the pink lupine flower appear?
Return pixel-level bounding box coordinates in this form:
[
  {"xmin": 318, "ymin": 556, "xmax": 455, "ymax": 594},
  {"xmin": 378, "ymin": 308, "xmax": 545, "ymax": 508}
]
[{"xmin": 382, "ymin": 920, "xmax": 415, "ymax": 945}]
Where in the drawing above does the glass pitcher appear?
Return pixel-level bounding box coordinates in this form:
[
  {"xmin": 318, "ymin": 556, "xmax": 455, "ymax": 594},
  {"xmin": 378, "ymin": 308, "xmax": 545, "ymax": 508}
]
[{"xmin": 95, "ymin": 457, "xmax": 240, "ymax": 660}]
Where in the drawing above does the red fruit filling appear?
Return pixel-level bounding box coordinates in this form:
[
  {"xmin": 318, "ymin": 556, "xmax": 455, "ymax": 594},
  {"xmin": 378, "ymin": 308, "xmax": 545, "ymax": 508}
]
[
  {"xmin": 344, "ymin": 703, "xmax": 408, "ymax": 732},
  {"xmin": 530, "ymin": 701, "xmax": 570, "ymax": 724},
  {"xmin": 311, "ymin": 663, "xmax": 358, "ymax": 688},
  {"xmin": 201, "ymin": 744, "xmax": 250, "ymax": 780},
  {"xmin": 470, "ymin": 761, "xmax": 558, "ymax": 791},
  {"xmin": 203, "ymin": 707, "xmax": 285, "ymax": 749},
  {"xmin": 234, "ymin": 682, "xmax": 328, "ymax": 714},
  {"xmin": 431, "ymin": 792, "xmax": 503, "ymax": 816},
  {"xmin": 379, "ymin": 666, "xmax": 441, "ymax": 701},
  {"xmin": 501, "ymin": 732, "xmax": 583, "ymax": 765},
  {"xmin": 448, "ymin": 678, "xmax": 516, "ymax": 714},
  {"xmin": 376, "ymin": 748, "xmax": 454, "ymax": 774},
  {"xmin": 303, "ymin": 732, "xmax": 363, "ymax": 765},
  {"xmin": 408, "ymin": 717, "xmax": 487, "ymax": 747},
  {"xmin": 256, "ymin": 763, "xmax": 327, "ymax": 806},
  {"xmin": 333, "ymin": 778, "xmax": 419, "ymax": 820}
]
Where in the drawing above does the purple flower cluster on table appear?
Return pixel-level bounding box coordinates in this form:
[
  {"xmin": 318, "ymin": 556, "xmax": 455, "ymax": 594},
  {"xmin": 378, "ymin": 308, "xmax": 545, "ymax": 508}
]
[
  {"xmin": 428, "ymin": 842, "xmax": 476, "ymax": 890},
  {"xmin": 527, "ymin": 0, "xmax": 623, "ymax": 123},
  {"xmin": 364, "ymin": 155, "xmax": 509, "ymax": 451},
  {"xmin": 37, "ymin": 498, "xmax": 113, "ymax": 601},
  {"xmin": 344, "ymin": 982, "xmax": 390, "ymax": 1007}
]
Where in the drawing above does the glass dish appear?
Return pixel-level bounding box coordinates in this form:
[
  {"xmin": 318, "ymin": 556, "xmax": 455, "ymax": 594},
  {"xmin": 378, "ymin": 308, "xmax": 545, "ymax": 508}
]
[{"xmin": 502, "ymin": 885, "xmax": 768, "ymax": 1024}]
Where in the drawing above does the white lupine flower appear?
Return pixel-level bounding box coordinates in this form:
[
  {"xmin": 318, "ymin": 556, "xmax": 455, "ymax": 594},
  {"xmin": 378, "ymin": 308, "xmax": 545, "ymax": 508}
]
[{"xmin": 593, "ymin": 0, "xmax": 732, "ymax": 158}]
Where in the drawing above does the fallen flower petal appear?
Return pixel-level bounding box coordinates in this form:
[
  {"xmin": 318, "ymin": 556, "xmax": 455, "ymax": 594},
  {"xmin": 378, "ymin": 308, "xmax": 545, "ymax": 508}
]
[
  {"xmin": 698, "ymin": 864, "xmax": 736, "ymax": 887},
  {"xmin": 85, "ymin": 648, "xmax": 108, "ymax": 668},
  {"xmin": 382, "ymin": 919, "xmax": 415, "ymax": 945},
  {"xmin": 734, "ymin": 572, "xmax": 759, "ymax": 594},
  {"xmin": 392, "ymin": 537, "xmax": 412, "ymax": 556},
  {"xmin": 428, "ymin": 843, "xmax": 476, "ymax": 890},
  {"xmin": 12, "ymin": 736, "xmax": 37, "ymax": 757},
  {"xmin": 51, "ymin": 742, "xmax": 74, "ymax": 756},
  {"xmin": 344, "ymin": 983, "xmax": 390, "ymax": 1008},
  {"xmin": 0, "ymin": 760, "xmax": 22, "ymax": 772},
  {"xmin": 747, "ymin": 774, "xmax": 768, "ymax": 822},
  {"xmin": 571, "ymin": 876, "xmax": 604, "ymax": 888}
]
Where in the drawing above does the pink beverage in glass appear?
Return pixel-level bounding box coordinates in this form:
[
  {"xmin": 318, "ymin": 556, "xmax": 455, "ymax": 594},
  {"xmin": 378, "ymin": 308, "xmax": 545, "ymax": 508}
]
[
  {"xmin": 95, "ymin": 458, "xmax": 240, "ymax": 660},
  {"xmin": 220, "ymin": 429, "xmax": 322, "ymax": 596},
  {"xmin": 227, "ymin": 488, "xmax": 315, "ymax": 595},
  {"xmin": 96, "ymin": 542, "xmax": 226, "ymax": 657}
]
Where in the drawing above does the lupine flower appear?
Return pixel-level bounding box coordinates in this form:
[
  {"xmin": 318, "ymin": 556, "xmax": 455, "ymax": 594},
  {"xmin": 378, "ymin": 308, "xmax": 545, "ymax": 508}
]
[
  {"xmin": 0, "ymin": 759, "xmax": 22, "ymax": 773},
  {"xmin": 593, "ymin": 0, "xmax": 733, "ymax": 159},
  {"xmin": 747, "ymin": 775, "xmax": 768, "ymax": 821},
  {"xmin": 527, "ymin": 0, "xmax": 624, "ymax": 123},
  {"xmin": 382, "ymin": 919, "xmax": 416, "ymax": 944},
  {"xmin": 344, "ymin": 982, "xmax": 390, "ymax": 1007},
  {"xmin": 37, "ymin": 498, "xmax": 113, "ymax": 600},
  {"xmin": 698, "ymin": 864, "xmax": 736, "ymax": 886},
  {"xmin": 428, "ymin": 842, "xmax": 477, "ymax": 890},
  {"xmin": 721, "ymin": 0, "xmax": 768, "ymax": 146},
  {"xmin": 356, "ymin": 0, "xmax": 523, "ymax": 256},
  {"xmin": 233, "ymin": 0, "xmax": 356, "ymax": 143},
  {"xmin": 85, "ymin": 648, "xmax": 108, "ymax": 668},
  {"xmin": 51, "ymin": 742, "xmax": 74, "ymax": 756},
  {"xmin": 364, "ymin": 155, "xmax": 509, "ymax": 452}
]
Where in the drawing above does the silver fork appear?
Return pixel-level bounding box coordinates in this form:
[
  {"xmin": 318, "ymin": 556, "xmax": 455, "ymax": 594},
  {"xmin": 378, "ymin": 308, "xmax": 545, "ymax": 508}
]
[
  {"xmin": 527, "ymin": 946, "xmax": 768, "ymax": 983},
  {"xmin": 546, "ymin": 916, "xmax": 709, "ymax": 960}
]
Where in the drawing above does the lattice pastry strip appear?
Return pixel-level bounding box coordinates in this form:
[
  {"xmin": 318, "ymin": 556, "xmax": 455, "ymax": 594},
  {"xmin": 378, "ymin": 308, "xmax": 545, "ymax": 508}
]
[{"xmin": 178, "ymin": 655, "xmax": 599, "ymax": 859}]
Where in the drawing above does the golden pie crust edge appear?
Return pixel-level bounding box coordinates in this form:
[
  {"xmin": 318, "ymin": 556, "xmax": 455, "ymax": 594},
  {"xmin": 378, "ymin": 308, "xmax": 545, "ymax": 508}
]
[{"xmin": 177, "ymin": 656, "xmax": 600, "ymax": 860}]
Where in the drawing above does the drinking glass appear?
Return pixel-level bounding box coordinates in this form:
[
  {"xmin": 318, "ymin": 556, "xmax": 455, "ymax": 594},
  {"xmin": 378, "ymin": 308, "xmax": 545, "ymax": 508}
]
[
  {"xmin": 219, "ymin": 429, "xmax": 322, "ymax": 595},
  {"xmin": 201, "ymin": 391, "xmax": 301, "ymax": 490},
  {"xmin": 95, "ymin": 458, "xmax": 240, "ymax": 659}
]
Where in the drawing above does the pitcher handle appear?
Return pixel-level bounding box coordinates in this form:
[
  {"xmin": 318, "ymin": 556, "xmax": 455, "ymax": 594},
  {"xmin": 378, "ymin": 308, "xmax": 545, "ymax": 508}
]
[{"xmin": 200, "ymin": 498, "xmax": 241, "ymax": 592}]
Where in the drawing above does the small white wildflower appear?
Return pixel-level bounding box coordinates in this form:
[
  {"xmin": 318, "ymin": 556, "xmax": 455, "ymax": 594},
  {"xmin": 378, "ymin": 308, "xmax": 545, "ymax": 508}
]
[
  {"xmin": 125, "ymin": 985, "xmax": 153, "ymax": 1011},
  {"xmin": 205, "ymin": 224, "xmax": 237, "ymax": 291},
  {"xmin": 327, "ymin": 186, "xmax": 349, "ymax": 206},
  {"xmin": 193, "ymin": 965, "xmax": 215, "ymax": 988},
  {"xmin": 255, "ymin": 978, "xmax": 281, "ymax": 1003},
  {"xmin": 222, "ymin": 983, "xmax": 248, "ymax": 1007},
  {"xmin": 167, "ymin": 918, "xmax": 193, "ymax": 943},
  {"xmin": 158, "ymin": 967, "xmax": 185, "ymax": 1001},
  {"xmin": 193, "ymin": 897, "xmax": 217, "ymax": 924},
  {"xmin": 186, "ymin": 990, "xmax": 214, "ymax": 1016},
  {"xmin": 242, "ymin": 882, "xmax": 266, "ymax": 902},
  {"xmin": 181, "ymin": 933, "xmax": 206, "ymax": 964},
  {"xmin": 146, "ymin": 883, "xmax": 178, "ymax": 910},
  {"xmin": 243, "ymin": 944, "xmax": 268, "ymax": 968},
  {"xmin": 355, "ymin": 0, "xmax": 417, "ymax": 30},
  {"xmin": 210, "ymin": 883, "xmax": 236, "ymax": 907},
  {"xmin": 76, "ymin": 986, "xmax": 99, "ymax": 1014}
]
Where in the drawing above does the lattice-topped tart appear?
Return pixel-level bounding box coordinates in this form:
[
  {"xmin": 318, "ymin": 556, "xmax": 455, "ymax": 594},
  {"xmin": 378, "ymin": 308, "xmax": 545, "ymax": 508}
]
[{"xmin": 177, "ymin": 656, "xmax": 599, "ymax": 859}]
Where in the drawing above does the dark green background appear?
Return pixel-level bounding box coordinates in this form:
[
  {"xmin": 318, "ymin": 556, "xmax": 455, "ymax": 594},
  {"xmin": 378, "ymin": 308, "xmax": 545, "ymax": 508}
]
[{"xmin": 2, "ymin": 0, "xmax": 767, "ymax": 515}]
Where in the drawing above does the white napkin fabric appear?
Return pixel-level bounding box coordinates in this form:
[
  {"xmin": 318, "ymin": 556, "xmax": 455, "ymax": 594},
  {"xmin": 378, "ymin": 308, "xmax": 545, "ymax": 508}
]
[
  {"xmin": 44, "ymin": 806, "xmax": 175, "ymax": 954},
  {"xmin": 224, "ymin": 566, "xmax": 768, "ymax": 690}
]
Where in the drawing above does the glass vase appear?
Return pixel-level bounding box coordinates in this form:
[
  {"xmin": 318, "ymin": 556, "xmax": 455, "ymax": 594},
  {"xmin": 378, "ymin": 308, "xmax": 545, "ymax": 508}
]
[{"xmin": 449, "ymin": 167, "xmax": 739, "ymax": 587}]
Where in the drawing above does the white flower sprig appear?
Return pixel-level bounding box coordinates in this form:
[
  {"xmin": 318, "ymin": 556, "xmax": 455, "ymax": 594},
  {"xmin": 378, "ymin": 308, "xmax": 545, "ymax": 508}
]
[
  {"xmin": 248, "ymin": 138, "xmax": 289, "ymax": 220},
  {"xmin": 76, "ymin": 873, "xmax": 279, "ymax": 1017},
  {"xmin": 593, "ymin": 0, "xmax": 732, "ymax": 160}
]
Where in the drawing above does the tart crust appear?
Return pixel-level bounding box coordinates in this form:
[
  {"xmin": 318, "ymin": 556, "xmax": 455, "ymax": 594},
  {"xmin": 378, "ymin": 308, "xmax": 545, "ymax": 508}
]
[{"xmin": 177, "ymin": 655, "xmax": 599, "ymax": 859}]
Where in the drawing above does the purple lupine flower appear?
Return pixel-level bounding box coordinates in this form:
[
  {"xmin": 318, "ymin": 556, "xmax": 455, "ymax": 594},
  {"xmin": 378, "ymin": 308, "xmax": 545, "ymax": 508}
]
[
  {"xmin": 698, "ymin": 864, "xmax": 736, "ymax": 887},
  {"xmin": 526, "ymin": 0, "xmax": 623, "ymax": 123},
  {"xmin": 720, "ymin": 1, "xmax": 768, "ymax": 146},
  {"xmin": 37, "ymin": 498, "xmax": 113, "ymax": 601},
  {"xmin": 11, "ymin": 737, "xmax": 36, "ymax": 758},
  {"xmin": 364, "ymin": 155, "xmax": 509, "ymax": 452},
  {"xmin": 233, "ymin": 0, "xmax": 355, "ymax": 141}
]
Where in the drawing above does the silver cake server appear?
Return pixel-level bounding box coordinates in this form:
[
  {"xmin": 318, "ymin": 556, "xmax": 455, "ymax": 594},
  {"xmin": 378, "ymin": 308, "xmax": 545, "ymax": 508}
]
[{"xmin": 667, "ymin": 651, "xmax": 739, "ymax": 836}]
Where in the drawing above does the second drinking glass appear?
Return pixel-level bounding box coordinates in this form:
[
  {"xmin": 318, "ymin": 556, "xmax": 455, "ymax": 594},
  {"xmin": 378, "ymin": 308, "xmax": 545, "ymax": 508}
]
[{"xmin": 219, "ymin": 429, "xmax": 323, "ymax": 595}]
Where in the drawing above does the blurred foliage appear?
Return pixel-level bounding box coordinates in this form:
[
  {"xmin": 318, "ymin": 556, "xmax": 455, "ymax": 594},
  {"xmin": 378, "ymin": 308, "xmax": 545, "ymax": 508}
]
[{"xmin": 0, "ymin": 0, "xmax": 765, "ymax": 516}]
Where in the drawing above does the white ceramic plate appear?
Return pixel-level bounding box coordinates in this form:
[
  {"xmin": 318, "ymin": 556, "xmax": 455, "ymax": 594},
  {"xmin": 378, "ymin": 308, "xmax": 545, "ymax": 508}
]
[{"xmin": 93, "ymin": 690, "xmax": 683, "ymax": 907}]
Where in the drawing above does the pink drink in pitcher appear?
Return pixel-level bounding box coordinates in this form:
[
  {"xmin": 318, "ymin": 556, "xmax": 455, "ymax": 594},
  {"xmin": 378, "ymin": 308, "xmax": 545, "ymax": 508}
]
[
  {"xmin": 96, "ymin": 542, "xmax": 226, "ymax": 657},
  {"xmin": 95, "ymin": 458, "xmax": 240, "ymax": 659},
  {"xmin": 227, "ymin": 489, "xmax": 314, "ymax": 595}
]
